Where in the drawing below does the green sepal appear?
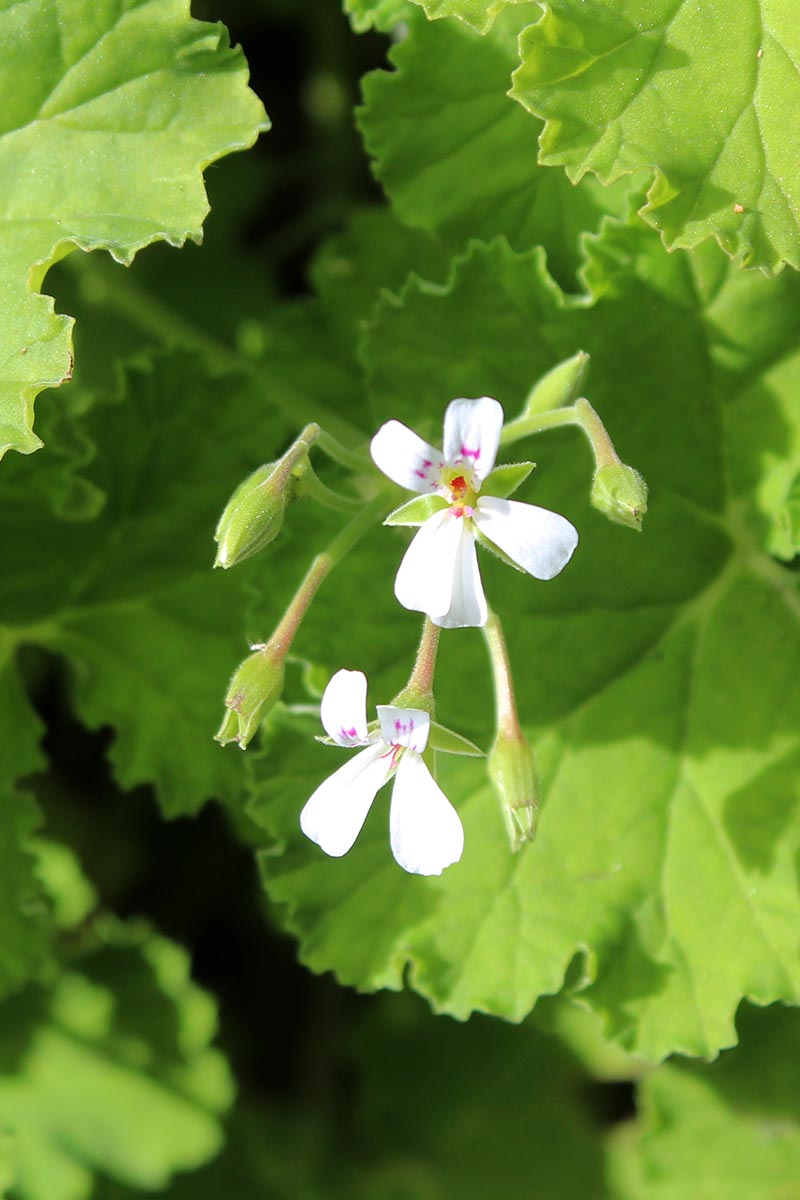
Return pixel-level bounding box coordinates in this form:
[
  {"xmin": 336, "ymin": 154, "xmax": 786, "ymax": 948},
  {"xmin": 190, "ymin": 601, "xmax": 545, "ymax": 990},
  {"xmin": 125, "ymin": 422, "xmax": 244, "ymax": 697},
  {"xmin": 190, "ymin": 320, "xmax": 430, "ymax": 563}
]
[
  {"xmin": 481, "ymin": 461, "xmax": 535, "ymax": 499},
  {"xmin": 428, "ymin": 722, "xmax": 484, "ymax": 757},
  {"xmin": 520, "ymin": 352, "xmax": 590, "ymax": 418},
  {"xmin": 384, "ymin": 494, "xmax": 448, "ymax": 527}
]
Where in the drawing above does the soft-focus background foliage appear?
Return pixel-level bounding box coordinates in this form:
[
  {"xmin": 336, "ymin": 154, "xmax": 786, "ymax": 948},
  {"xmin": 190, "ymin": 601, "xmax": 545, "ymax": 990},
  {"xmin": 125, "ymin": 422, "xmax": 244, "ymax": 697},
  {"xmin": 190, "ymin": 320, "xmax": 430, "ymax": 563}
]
[{"xmin": 1, "ymin": 0, "xmax": 799, "ymax": 1195}]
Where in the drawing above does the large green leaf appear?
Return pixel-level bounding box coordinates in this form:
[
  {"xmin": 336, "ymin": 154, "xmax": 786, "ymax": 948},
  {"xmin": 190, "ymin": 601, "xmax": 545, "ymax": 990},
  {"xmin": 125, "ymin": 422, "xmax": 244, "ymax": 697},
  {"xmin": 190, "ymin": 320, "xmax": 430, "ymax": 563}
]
[
  {"xmin": 358, "ymin": 6, "xmax": 633, "ymax": 286},
  {"xmin": 0, "ymin": 922, "xmax": 233, "ymax": 1200},
  {"xmin": 0, "ymin": 0, "xmax": 267, "ymax": 460},
  {"xmin": 511, "ymin": 1, "xmax": 800, "ymax": 273},
  {"xmin": 255, "ymin": 223, "xmax": 800, "ymax": 1062}
]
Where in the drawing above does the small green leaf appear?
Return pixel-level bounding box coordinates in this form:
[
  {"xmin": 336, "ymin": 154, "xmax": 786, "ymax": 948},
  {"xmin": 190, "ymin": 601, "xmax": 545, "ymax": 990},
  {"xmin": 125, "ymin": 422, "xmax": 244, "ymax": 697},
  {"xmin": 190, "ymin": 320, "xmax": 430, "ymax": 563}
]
[
  {"xmin": 481, "ymin": 461, "xmax": 535, "ymax": 499},
  {"xmin": 428, "ymin": 721, "xmax": 484, "ymax": 757},
  {"xmin": 385, "ymin": 494, "xmax": 448, "ymax": 526},
  {"xmin": 344, "ymin": 0, "xmax": 413, "ymax": 31}
]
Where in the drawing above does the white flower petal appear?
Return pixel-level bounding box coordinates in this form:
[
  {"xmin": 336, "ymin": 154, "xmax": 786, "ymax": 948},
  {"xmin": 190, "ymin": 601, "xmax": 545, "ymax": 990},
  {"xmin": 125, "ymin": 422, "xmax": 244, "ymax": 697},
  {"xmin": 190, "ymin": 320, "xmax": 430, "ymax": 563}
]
[
  {"xmin": 442, "ymin": 397, "xmax": 504, "ymax": 482},
  {"xmin": 376, "ymin": 705, "xmax": 430, "ymax": 753},
  {"xmin": 389, "ymin": 752, "xmax": 464, "ymax": 876},
  {"xmin": 370, "ymin": 420, "xmax": 444, "ymax": 494},
  {"xmin": 433, "ymin": 517, "xmax": 488, "ymax": 628},
  {"xmin": 475, "ymin": 496, "xmax": 579, "ymax": 580},
  {"xmin": 300, "ymin": 744, "xmax": 391, "ymax": 858},
  {"xmin": 320, "ymin": 669, "xmax": 369, "ymax": 746},
  {"xmin": 394, "ymin": 509, "xmax": 459, "ymax": 619}
]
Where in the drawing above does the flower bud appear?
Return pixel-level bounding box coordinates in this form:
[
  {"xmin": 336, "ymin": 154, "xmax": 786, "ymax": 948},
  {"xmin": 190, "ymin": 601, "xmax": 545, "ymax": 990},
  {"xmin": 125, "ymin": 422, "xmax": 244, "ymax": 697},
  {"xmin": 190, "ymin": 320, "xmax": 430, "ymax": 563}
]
[
  {"xmin": 215, "ymin": 646, "xmax": 285, "ymax": 749},
  {"xmin": 488, "ymin": 729, "xmax": 539, "ymax": 851},
  {"xmin": 521, "ymin": 351, "xmax": 590, "ymax": 417},
  {"xmin": 590, "ymin": 463, "xmax": 648, "ymax": 531},
  {"xmin": 214, "ymin": 425, "xmax": 319, "ymax": 568}
]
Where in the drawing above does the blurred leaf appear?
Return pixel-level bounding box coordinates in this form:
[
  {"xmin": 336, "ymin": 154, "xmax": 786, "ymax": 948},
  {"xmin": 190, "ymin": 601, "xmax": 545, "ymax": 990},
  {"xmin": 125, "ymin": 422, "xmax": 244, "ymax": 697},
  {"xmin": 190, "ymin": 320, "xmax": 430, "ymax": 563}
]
[
  {"xmin": 0, "ymin": 922, "xmax": 233, "ymax": 1200},
  {"xmin": 609, "ymin": 1004, "xmax": 800, "ymax": 1200},
  {"xmin": 0, "ymin": 794, "xmax": 51, "ymax": 1002}
]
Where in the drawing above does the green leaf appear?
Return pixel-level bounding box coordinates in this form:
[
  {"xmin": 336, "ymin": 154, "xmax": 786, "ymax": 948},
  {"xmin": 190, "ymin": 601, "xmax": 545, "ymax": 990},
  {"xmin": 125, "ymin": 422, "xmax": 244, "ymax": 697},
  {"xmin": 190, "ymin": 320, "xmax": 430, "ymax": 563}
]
[
  {"xmin": 258, "ymin": 225, "xmax": 800, "ymax": 1061},
  {"xmin": 0, "ymin": 349, "xmax": 296, "ymax": 815},
  {"xmin": 384, "ymin": 494, "xmax": 448, "ymax": 526},
  {"xmin": 609, "ymin": 1004, "xmax": 800, "ymax": 1199},
  {"xmin": 511, "ymin": 1, "xmax": 800, "ymax": 273},
  {"xmin": 344, "ymin": 0, "xmax": 413, "ymax": 31},
  {"xmin": 0, "ymin": 922, "xmax": 233, "ymax": 1200},
  {"xmin": 0, "ymin": 794, "xmax": 52, "ymax": 1001},
  {"xmin": 310, "ymin": 207, "xmax": 453, "ymax": 345},
  {"xmin": 481, "ymin": 460, "xmax": 535, "ymax": 498},
  {"xmin": 412, "ymin": 0, "xmax": 526, "ymax": 34},
  {"xmin": 358, "ymin": 7, "xmax": 633, "ymax": 287},
  {"xmin": 0, "ymin": 0, "xmax": 267, "ymax": 460},
  {"xmin": 775, "ymin": 471, "xmax": 800, "ymax": 560}
]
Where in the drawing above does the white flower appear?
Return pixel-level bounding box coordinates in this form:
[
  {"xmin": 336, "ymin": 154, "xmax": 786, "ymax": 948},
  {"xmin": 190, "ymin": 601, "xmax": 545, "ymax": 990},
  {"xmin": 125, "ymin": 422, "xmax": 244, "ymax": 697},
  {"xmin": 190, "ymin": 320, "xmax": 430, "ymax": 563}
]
[
  {"xmin": 300, "ymin": 669, "xmax": 464, "ymax": 876},
  {"xmin": 371, "ymin": 397, "xmax": 579, "ymax": 628}
]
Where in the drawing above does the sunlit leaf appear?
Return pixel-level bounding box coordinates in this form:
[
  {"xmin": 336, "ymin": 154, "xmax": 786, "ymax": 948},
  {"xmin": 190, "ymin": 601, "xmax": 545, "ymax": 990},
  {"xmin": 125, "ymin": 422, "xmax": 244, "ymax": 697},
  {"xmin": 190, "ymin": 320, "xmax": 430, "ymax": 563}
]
[
  {"xmin": 512, "ymin": 1, "xmax": 800, "ymax": 273},
  {"xmin": 0, "ymin": 0, "xmax": 267, "ymax": 459}
]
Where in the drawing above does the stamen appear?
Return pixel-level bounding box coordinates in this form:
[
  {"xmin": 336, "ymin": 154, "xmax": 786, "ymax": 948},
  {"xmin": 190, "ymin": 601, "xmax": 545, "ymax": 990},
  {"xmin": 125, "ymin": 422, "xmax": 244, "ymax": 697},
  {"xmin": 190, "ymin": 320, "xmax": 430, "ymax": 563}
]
[{"xmin": 450, "ymin": 475, "xmax": 468, "ymax": 501}]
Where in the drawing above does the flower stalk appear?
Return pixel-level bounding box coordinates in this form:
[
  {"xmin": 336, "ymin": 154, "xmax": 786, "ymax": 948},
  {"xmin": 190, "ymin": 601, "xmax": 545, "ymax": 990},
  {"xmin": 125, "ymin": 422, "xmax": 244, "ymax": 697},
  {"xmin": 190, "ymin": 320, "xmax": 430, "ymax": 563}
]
[
  {"xmin": 392, "ymin": 618, "xmax": 440, "ymax": 715},
  {"xmin": 482, "ymin": 612, "xmax": 539, "ymax": 851},
  {"xmin": 501, "ymin": 388, "xmax": 648, "ymax": 531},
  {"xmin": 216, "ymin": 490, "xmax": 393, "ymax": 749}
]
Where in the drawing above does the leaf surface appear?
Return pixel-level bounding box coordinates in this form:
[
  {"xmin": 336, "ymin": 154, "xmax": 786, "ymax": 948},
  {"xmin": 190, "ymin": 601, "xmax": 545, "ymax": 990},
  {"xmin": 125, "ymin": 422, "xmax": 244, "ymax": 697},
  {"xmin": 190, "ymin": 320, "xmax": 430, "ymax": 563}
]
[
  {"xmin": 511, "ymin": 1, "xmax": 800, "ymax": 272},
  {"xmin": 359, "ymin": 7, "xmax": 633, "ymax": 287},
  {"xmin": 0, "ymin": 0, "xmax": 267, "ymax": 459}
]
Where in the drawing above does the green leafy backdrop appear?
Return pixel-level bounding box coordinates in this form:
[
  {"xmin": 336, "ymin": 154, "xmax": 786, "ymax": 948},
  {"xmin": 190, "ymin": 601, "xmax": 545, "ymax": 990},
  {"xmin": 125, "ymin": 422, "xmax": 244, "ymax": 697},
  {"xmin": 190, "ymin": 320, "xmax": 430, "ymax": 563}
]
[{"xmin": 0, "ymin": 0, "xmax": 798, "ymax": 1196}]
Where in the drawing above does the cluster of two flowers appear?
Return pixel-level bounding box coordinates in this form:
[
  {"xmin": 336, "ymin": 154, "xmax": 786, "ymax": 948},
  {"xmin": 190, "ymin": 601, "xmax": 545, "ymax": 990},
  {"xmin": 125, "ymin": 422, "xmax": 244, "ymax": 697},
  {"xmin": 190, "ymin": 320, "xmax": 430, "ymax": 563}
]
[{"xmin": 302, "ymin": 397, "xmax": 579, "ymax": 877}]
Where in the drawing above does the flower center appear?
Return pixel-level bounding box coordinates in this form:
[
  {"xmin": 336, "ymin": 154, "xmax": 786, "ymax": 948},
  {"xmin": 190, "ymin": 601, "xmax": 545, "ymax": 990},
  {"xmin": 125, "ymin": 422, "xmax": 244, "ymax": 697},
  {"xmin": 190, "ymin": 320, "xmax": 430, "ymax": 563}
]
[{"xmin": 440, "ymin": 465, "xmax": 478, "ymax": 507}]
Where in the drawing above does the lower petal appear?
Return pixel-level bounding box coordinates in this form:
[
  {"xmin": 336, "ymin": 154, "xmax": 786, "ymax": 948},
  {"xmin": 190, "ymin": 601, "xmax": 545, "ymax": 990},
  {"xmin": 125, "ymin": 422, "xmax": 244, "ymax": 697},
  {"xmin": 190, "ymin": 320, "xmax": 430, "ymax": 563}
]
[
  {"xmin": 300, "ymin": 744, "xmax": 391, "ymax": 858},
  {"xmin": 434, "ymin": 520, "xmax": 487, "ymax": 628},
  {"xmin": 475, "ymin": 497, "xmax": 578, "ymax": 580},
  {"xmin": 389, "ymin": 752, "xmax": 464, "ymax": 876},
  {"xmin": 394, "ymin": 510, "xmax": 458, "ymax": 619}
]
